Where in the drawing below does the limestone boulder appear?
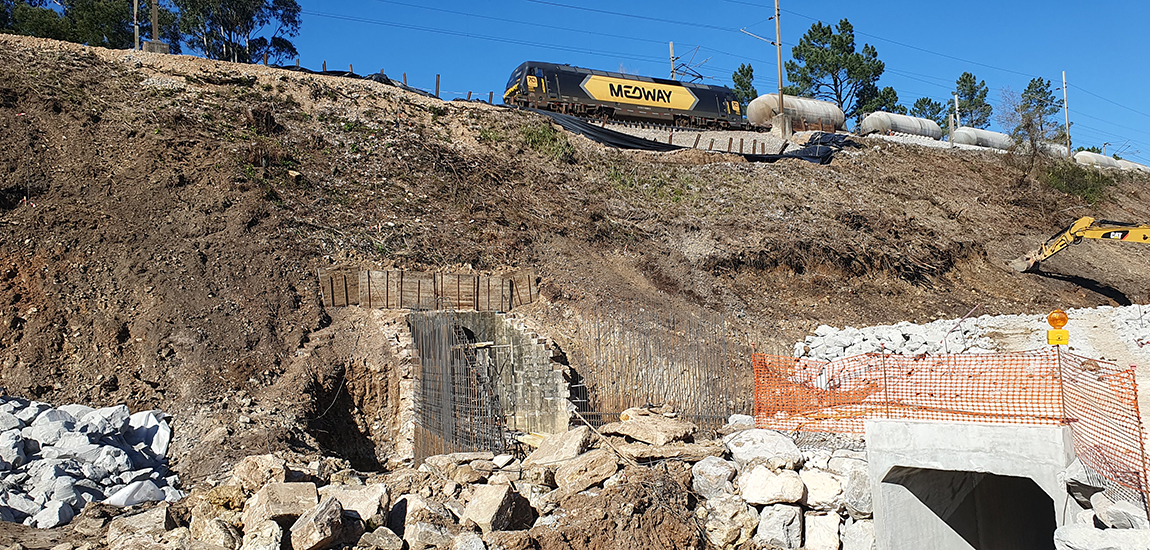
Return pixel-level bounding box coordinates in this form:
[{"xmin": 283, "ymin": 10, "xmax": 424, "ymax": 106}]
[
  {"xmin": 754, "ymin": 504, "xmax": 802, "ymax": 549},
  {"xmin": 31, "ymin": 500, "xmax": 74, "ymax": 529},
  {"xmin": 229, "ymin": 455, "xmax": 288, "ymax": 494},
  {"xmin": 318, "ymin": 483, "xmax": 388, "ymax": 522},
  {"xmin": 358, "ymin": 526, "xmax": 405, "ymax": 550},
  {"xmin": 800, "ymin": 469, "xmax": 845, "ymax": 512},
  {"xmin": 452, "ymin": 531, "xmax": 487, "ymax": 550},
  {"xmin": 598, "ymin": 410, "xmax": 696, "ymax": 446},
  {"xmin": 1054, "ymin": 524, "xmax": 1150, "ymax": 550},
  {"xmin": 804, "ymin": 512, "xmax": 841, "ymax": 550},
  {"xmin": 691, "ymin": 456, "xmax": 737, "ymax": 499},
  {"xmin": 240, "ymin": 520, "xmax": 283, "ymax": 550},
  {"xmin": 193, "ymin": 518, "xmax": 241, "ymax": 550},
  {"xmin": 553, "ymin": 449, "xmax": 617, "ymax": 495},
  {"xmin": 459, "ymin": 484, "xmax": 517, "ymax": 533},
  {"xmin": 387, "ymin": 494, "xmax": 451, "ymax": 539},
  {"xmin": 616, "ymin": 441, "xmax": 722, "ymax": 463},
  {"xmin": 242, "ymin": 482, "xmax": 319, "ymax": 528},
  {"xmin": 522, "ymin": 426, "xmax": 593, "ymax": 469},
  {"xmin": 698, "ymin": 494, "xmax": 759, "ymax": 549},
  {"xmin": 405, "ymin": 521, "xmax": 453, "ymax": 550},
  {"xmin": 106, "ymin": 505, "xmax": 174, "ymax": 546},
  {"xmin": 722, "ymin": 429, "xmax": 803, "ymax": 470},
  {"xmin": 289, "ymin": 496, "xmax": 346, "ymax": 550},
  {"xmin": 842, "ymin": 519, "xmax": 876, "ymax": 550},
  {"xmin": 738, "ymin": 465, "xmax": 803, "ymax": 506},
  {"xmin": 1099, "ymin": 499, "xmax": 1150, "ymax": 530}
]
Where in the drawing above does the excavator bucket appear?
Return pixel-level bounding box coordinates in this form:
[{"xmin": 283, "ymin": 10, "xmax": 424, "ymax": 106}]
[{"xmin": 1007, "ymin": 250, "xmax": 1041, "ymax": 273}]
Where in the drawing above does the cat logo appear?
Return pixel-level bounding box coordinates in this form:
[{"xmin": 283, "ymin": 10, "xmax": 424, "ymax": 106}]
[
  {"xmin": 1104, "ymin": 231, "xmax": 1129, "ymax": 240},
  {"xmin": 579, "ymin": 75, "xmax": 698, "ymax": 110}
]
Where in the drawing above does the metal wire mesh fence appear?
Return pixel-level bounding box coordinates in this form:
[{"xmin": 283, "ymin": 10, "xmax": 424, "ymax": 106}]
[
  {"xmin": 752, "ymin": 348, "xmax": 1150, "ymax": 510},
  {"xmin": 410, "ymin": 311, "xmax": 506, "ymax": 461},
  {"xmin": 569, "ymin": 301, "xmax": 753, "ymax": 436}
]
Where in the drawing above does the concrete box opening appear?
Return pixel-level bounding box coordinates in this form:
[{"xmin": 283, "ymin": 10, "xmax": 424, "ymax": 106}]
[{"xmin": 884, "ymin": 466, "xmax": 1056, "ymax": 550}]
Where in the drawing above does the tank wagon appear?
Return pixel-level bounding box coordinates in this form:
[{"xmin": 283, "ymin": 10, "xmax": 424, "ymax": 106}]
[
  {"xmin": 1116, "ymin": 159, "xmax": 1150, "ymax": 173},
  {"xmin": 747, "ymin": 94, "xmax": 845, "ymax": 131},
  {"xmin": 859, "ymin": 112, "xmax": 942, "ymax": 140},
  {"xmin": 950, "ymin": 127, "xmax": 1014, "ymax": 150},
  {"xmin": 503, "ymin": 61, "xmax": 749, "ymax": 129},
  {"xmin": 1074, "ymin": 151, "xmax": 1121, "ymax": 169}
]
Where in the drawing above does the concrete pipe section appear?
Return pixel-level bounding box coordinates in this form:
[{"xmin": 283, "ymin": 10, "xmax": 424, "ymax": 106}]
[
  {"xmin": 950, "ymin": 127, "xmax": 1015, "ymax": 150},
  {"xmin": 858, "ymin": 112, "xmax": 943, "ymax": 140},
  {"xmin": 747, "ymin": 93, "xmax": 846, "ymax": 130}
]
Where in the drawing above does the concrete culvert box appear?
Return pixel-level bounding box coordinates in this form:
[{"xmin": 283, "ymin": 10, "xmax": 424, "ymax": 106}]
[
  {"xmin": 867, "ymin": 420, "xmax": 1082, "ymax": 550},
  {"xmin": 859, "ymin": 111, "xmax": 943, "ymax": 140},
  {"xmin": 747, "ymin": 93, "xmax": 845, "ymax": 130},
  {"xmin": 950, "ymin": 127, "xmax": 1014, "ymax": 150}
]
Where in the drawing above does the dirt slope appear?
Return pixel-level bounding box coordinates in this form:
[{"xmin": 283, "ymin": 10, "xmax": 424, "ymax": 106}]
[{"xmin": 1, "ymin": 34, "xmax": 1149, "ymax": 489}]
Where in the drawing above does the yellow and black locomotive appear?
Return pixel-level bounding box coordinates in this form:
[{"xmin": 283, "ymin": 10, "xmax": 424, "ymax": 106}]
[{"xmin": 504, "ymin": 61, "xmax": 750, "ymax": 129}]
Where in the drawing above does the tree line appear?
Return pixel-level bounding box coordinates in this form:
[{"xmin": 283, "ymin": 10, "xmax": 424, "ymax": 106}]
[
  {"xmin": 732, "ymin": 18, "xmax": 1080, "ymax": 151},
  {"xmin": 0, "ymin": 0, "xmax": 300, "ymax": 64}
]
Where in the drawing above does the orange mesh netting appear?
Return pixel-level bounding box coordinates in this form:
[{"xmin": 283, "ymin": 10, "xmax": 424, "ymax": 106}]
[{"xmin": 753, "ymin": 348, "xmax": 1150, "ymax": 499}]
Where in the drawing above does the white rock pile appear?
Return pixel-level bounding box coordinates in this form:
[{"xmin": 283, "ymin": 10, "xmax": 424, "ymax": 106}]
[
  {"xmin": 700, "ymin": 415, "xmax": 873, "ymax": 550},
  {"xmin": 795, "ymin": 304, "xmax": 1150, "ymax": 362},
  {"xmin": 795, "ymin": 319, "xmax": 993, "ymax": 361},
  {"xmin": 0, "ymin": 395, "xmax": 183, "ymax": 528}
]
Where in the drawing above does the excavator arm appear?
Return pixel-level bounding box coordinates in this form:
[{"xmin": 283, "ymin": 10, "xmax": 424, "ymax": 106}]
[{"xmin": 1009, "ymin": 216, "xmax": 1150, "ymax": 272}]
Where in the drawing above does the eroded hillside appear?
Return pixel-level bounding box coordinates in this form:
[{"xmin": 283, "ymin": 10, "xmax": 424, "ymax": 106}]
[{"xmin": 1, "ymin": 33, "xmax": 1149, "ymax": 480}]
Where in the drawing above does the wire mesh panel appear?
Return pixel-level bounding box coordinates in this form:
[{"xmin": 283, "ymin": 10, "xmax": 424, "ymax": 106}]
[
  {"xmin": 570, "ymin": 301, "xmax": 752, "ymax": 436},
  {"xmin": 410, "ymin": 311, "xmax": 506, "ymax": 462},
  {"xmin": 1060, "ymin": 351, "xmax": 1150, "ymax": 506}
]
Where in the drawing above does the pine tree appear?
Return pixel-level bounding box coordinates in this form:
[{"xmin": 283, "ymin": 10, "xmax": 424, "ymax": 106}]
[
  {"xmin": 910, "ymin": 97, "xmax": 947, "ymax": 133},
  {"xmin": 731, "ymin": 63, "xmax": 758, "ymax": 111},
  {"xmin": 951, "ymin": 72, "xmax": 992, "ymax": 128},
  {"xmin": 784, "ymin": 18, "xmax": 890, "ymax": 120}
]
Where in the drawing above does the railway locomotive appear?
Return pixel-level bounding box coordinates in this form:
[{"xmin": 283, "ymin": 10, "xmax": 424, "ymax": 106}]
[{"xmin": 503, "ymin": 61, "xmax": 751, "ymax": 129}]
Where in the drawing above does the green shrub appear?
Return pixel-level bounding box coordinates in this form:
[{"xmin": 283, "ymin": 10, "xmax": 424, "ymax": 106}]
[
  {"xmin": 519, "ymin": 122, "xmax": 573, "ymax": 161},
  {"xmin": 1041, "ymin": 162, "xmax": 1113, "ymax": 204}
]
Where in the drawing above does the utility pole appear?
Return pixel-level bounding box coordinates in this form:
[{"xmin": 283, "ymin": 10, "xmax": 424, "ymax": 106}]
[
  {"xmin": 151, "ymin": 0, "xmax": 159, "ymax": 43},
  {"xmin": 1103, "ymin": 142, "xmax": 1110, "ymax": 156},
  {"xmin": 1063, "ymin": 71, "xmax": 1071, "ymax": 158},
  {"xmin": 133, "ymin": 0, "xmax": 140, "ymax": 50},
  {"xmin": 774, "ymin": 0, "xmax": 784, "ymax": 133},
  {"xmin": 669, "ymin": 42, "xmax": 676, "ymax": 80},
  {"xmin": 953, "ymin": 94, "xmax": 961, "ymax": 128}
]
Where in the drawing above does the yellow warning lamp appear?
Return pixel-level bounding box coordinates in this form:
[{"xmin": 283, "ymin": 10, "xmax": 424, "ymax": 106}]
[{"xmin": 1047, "ymin": 310, "xmax": 1069, "ymax": 346}]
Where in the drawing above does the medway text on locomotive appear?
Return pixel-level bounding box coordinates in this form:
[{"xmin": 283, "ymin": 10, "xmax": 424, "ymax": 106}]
[{"xmin": 503, "ymin": 61, "xmax": 755, "ymax": 130}]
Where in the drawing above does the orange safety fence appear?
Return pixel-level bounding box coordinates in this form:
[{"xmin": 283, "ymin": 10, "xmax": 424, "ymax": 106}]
[{"xmin": 753, "ymin": 348, "xmax": 1150, "ymax": 503}]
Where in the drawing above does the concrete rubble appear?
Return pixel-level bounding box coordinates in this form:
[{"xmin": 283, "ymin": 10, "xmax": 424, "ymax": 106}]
[{"xmin": 0, "ymin": 395, "xmax": 184, "ymax": 529}]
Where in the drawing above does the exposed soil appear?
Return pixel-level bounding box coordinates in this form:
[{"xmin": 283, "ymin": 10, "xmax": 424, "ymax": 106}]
[{"xmin": 1, "ymin": 34, "xmax": 1149, "ymax": 547}]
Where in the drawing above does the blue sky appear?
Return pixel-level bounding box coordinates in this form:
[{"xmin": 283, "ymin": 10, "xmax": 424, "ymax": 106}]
[{"xmin": 292, "ymin": 0, "xmax": 1150, "ymax": 164}]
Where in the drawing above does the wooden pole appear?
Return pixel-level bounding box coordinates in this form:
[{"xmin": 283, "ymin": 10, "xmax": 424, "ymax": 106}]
[
  {"xmin": 740, "ymin": 138, "xmax": 744, "ymax": 154},
  {"xmin": 727, "ymin": 137, "xmax": 733, "ymax": 152},
  {"xmin": 295, "ymin": 59, "xmax": 300, "ymax": 68},
  {"xmin": 349, "ymin": 63, "xmax": 354, "ymax": 73},
  {"xmin": 322, "ymin": 60, "xmax": 327, "ymax": 72},
  {"xmin": 708, "ymin": 139, "xmax": 714, "ymax": 151},
  {"xmin": 489, "ymin": 91, "xmax": 494, "ymax": 103},
  {"xmin": 774, "ymin": 0, "xmax": 785, "ymax": 137},
  {"xmin": 403, "ymin": 73, "xmax": 407, "ymax": 86},
  {"xmin": 133, "ymin": 0, "xmax": 140, "ymax": 51},
  {"xmin": 151, "ymin": 0, "xmax": 159, "ymax": 41},
  {"xmin": 435, "ymin": 74, "xmax": 440, "ymax": 98},
  {"xmin": 1063, "ymin": 70, "xmax": 1071, "ymax": 157},
  {"xmin": 693, "ymin": 134, "xmax": 701, "ymax": 148},
  {"xmin": 467, "ymin": 91, "xmax": 472, "ymax": 101}
]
